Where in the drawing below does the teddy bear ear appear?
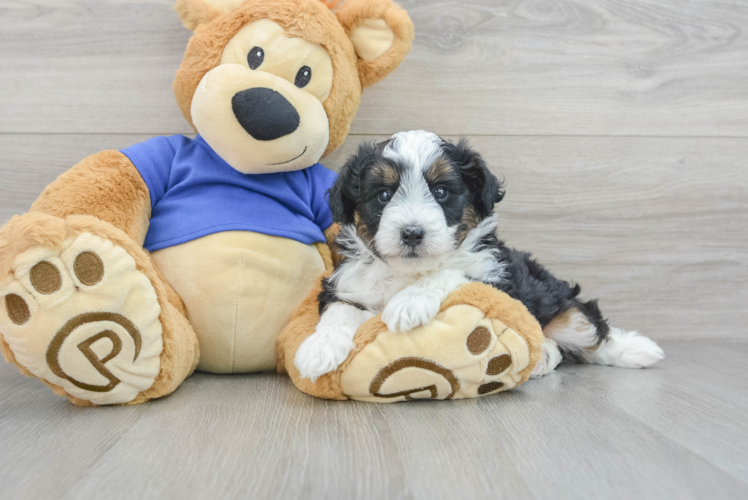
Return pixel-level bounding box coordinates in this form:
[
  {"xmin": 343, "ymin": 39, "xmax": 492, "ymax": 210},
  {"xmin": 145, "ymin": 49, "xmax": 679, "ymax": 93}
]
[
  {"xmin": 174, "ymin": 0, "xmax": 228, "ymax": 30},
  {"xmin": 335, "ymin": 0, "xmax": 415, "ymax": 88}
]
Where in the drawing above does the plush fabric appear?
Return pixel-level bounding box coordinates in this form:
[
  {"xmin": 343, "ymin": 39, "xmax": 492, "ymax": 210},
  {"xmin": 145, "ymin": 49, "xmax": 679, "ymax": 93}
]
[
  {"xmin": 2, "ymin": 233, "xmax": 164, "ymax": 405},
  {"xmin": 277, "ymin": 277, "xmax": 544, "ymax": 402},
  {"xmin": 0, "ymin": 213, "xmax": 199, "ymax": 406},
  {"xmin": 190, "ymin": 45, "xmax": 332, "ymax": 173},
  {"xmin": 121, "ymin": 135, "xmax": 337, "ymax": 252},
  {"xmin": 173, "ymin": 0, "xmax": 414, "ymax": 155},
  {"xmin": 221, "ymin": 19, "xmax": 335, "ymax": 102},
  {"xmin": 174, "ymin": 0, "xmax": 361, "ymax": 158},
  {"xmin": 29, "ymin": 150, "xmax": 151, "ymax": 245},
  {"xmin": 152, "ymin": 231, "xmax": 326, "ymax": 373},
  {"xmin": 335, "ymin": 0, "xmax": 414, "ymax": 88},
  {"xmin": 349, "ymin": 18, "xmax": 395, "ymax": 61}
]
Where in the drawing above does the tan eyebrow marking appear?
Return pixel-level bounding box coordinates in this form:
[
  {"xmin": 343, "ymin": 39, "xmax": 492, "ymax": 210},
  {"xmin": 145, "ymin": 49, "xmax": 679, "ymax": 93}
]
[
  {"xmin": 425, "ymin": 157, "xmax": 455, "ymax": 185},
  {"xmin": 370, "ymin": 162, "xmax": 400, "ymax": 185}
]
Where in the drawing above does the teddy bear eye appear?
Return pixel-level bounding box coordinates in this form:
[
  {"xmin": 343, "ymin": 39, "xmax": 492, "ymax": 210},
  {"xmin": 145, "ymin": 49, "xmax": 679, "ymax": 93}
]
[
  {"xmin": 247, "ymin": 47, "xmax": 264, "ymax": 70},
  {"xmin": 295, "ymin": 66, "xmax": 312, "ymax": 88}
]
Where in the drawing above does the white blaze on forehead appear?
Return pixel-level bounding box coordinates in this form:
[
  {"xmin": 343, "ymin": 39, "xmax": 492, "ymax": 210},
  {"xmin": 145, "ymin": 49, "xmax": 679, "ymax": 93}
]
[
  {"xmin": 375, "ymin": 131, "xmax": 454, "ymax": 262},
  {"xmin": 383, "ymin": 130, "xmax": 442, "ymax": 173}
]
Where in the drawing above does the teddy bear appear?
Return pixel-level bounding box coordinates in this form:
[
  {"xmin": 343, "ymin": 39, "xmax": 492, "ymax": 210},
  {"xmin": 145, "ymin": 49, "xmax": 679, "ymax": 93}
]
[{"xmin": 0, "ymin": 0, "xmax": 543, "ymax": 406}]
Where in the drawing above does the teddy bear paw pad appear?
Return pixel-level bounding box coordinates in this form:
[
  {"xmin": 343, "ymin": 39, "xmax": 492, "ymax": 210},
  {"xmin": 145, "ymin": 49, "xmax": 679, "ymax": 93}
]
[
  {"xmin": 0, "ymin": 232, "xmax": 163, "ymax": 405},
  {"xmin": 340, "ymin": 304, "xmax": 532, "ymax": 402}
]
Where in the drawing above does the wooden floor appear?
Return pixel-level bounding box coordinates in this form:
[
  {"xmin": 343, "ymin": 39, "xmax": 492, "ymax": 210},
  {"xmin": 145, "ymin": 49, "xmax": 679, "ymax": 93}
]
[
  {"xmin": 0, "ymin": 339, "xmax": 746, "ymax": 500},
  {"xmin": 1, "ymin": 0, "xmax": 747, "ymax": 498}
]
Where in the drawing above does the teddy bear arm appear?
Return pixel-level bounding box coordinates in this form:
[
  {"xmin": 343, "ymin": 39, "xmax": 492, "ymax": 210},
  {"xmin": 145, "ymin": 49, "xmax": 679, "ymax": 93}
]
[
  {"xmin": 27, "ymin": 149, "xmax": 192, "ymax": 320},
  {"xmin": 30, "ymin": 150, "xmax": 151, "ymax": 246}
]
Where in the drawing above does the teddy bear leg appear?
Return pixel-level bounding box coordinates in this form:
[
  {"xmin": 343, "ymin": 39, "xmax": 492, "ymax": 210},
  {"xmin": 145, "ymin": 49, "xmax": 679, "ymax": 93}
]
[
  {"xmin": 339, "ymin": 303, "xmax": 540, "ymax": 402},
  {"xmin": 0, "ymin": 212, "xmax": 199, "ymax": 406},
  {"xmin": 280, "ymin": 281, "xmax": 546, "ymax": 402}
]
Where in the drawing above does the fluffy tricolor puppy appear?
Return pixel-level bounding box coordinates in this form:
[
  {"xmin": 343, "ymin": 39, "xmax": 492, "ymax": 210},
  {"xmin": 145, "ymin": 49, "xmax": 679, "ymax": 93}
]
[{"xmin": 294, "ymin": 130, "xmax": 664, "ymax": 381}]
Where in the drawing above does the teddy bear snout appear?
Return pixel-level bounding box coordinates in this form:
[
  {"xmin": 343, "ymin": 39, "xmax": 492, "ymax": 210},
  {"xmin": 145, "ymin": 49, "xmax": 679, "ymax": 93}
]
[{"xmin": 231, "ymin": 88, "xmax": 300, "ymax": 141}]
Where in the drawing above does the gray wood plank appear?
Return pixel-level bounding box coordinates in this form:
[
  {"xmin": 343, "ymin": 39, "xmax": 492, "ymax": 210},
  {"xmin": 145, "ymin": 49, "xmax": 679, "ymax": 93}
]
[
  {"xmin": 0, "ymin": 371, "xmax": 150, "ymax": 499},
  {"xmin": 1, "ymin": 340, "xmax": 747, "ymax": 500},
  {"xmin": 600, "ymin": 339, "xmax": 748, "ymax": 480},
  {"xmin": 1, "ymin": 0, "xmax": 748, "ymax": 136},
  {"xmin": 0, "ymin": 0, "xmax": 189, "ymax": 135},
  {"xmin": 1, "ymin": 133, "xmax": 746, "ymax": 341}
]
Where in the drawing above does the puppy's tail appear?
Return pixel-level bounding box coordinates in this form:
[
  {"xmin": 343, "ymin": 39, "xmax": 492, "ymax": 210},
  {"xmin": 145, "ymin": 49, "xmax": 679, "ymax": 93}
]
[
  {"xmin": 544, "ymin": 306, "xmax": 664, "ymax": 368},
  {"xmin": 587, "ymin": 327, "xmax": 664, "ymax": 368}
]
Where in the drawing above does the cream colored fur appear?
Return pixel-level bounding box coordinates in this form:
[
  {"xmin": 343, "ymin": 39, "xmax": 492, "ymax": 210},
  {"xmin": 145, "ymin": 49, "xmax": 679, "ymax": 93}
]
[
  {"xmin": 152, "ymin": 231, "xmax": 326, "ymax": 373},
  {"xmin": 191, "ymin": 19, "xmax": 333, "ymax": 173},
  {"xmin": 349, "ymin": 18, "xmax": 394, "ymax": 61},
  {"xmin": 341, "ymin": 305, "xmax": 532, "ymax": 402},
  {"xmin": 0, "ymin": 233, "xmax": 163, "ymax": 405}
]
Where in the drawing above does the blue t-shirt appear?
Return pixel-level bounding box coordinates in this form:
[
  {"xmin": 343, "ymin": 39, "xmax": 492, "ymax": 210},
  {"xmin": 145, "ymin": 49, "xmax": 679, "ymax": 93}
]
[{"xmin": 121, "ymin": 135, "xmax": 337, "ymax": 252}]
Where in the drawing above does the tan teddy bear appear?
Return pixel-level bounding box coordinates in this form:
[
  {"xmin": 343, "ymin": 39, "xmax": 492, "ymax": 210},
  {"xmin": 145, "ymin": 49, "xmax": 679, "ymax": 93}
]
[{"xmin": 0, "ymin": 0, "xmax": 543, "ymax": 406}]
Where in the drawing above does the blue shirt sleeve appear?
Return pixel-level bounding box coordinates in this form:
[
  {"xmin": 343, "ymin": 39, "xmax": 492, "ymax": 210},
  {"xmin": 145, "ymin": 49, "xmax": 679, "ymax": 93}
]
[
  {"xmin": 308, "ymin": 163, "xmax": 338, "ymax": 232},
  {"xmin": 120, "ymin": 135, "xmax": 185, "ymax": 208}
]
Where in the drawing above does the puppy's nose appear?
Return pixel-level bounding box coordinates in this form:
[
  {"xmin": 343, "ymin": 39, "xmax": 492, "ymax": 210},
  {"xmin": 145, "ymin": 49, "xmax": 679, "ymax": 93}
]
[
  {"xmin": 231, "ymin": 88, "xmax": 300, "ymax": 141},
  {"xmin": 401, "ymin": 226, "xmax": 425, "ymax": 248}
]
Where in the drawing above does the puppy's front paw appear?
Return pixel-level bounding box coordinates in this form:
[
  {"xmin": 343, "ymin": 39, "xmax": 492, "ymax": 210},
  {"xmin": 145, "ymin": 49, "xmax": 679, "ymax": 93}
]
[
  {"xmin": 530, "ymin": 338, "xmax": 562, "ymax": 379},
  {"xmin": 294, "ymin": 328, "xmax": 355, "ymax": 382},
  {"xmin": 382, "ymin": 288, "xmax": 441, "ymax": 333}
]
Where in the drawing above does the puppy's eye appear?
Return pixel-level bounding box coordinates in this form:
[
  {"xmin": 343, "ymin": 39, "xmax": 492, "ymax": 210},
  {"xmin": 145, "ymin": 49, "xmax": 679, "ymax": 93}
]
[
  {"xmin": 295, "ymin": 66, "xmax": 312, "ymax": 88},
  {"xmin": 432, "ymin": 187, "xmax": 448, "ymax": 200},
  {"xmin": 377, "ymin": 189, "xmax": 393, "ymax": 204},
  {"xmin": 247, "ymin": 47, "xmax": 264, "ymax": 70}
]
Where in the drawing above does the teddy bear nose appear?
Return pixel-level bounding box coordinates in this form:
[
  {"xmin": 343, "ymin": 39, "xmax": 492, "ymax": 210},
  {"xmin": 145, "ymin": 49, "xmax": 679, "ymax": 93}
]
[{"xmin": 231, "ymin": 88, "xmax": 300, "ymax": 141}]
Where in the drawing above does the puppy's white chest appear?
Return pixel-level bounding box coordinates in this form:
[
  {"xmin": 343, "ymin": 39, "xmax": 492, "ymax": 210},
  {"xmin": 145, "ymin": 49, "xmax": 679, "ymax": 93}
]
[{"xmin": 334, "ymin": 264, "xmax": 422, "ymax": 313}]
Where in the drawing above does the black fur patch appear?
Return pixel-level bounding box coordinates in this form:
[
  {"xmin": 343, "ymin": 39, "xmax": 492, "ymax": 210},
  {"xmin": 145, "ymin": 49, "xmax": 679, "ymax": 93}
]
[
  {"xmin": 440, "ymin": 139, "xmax": 505, "ymax": 218},
  {"xmin": 318, "ymin": 277, "xmax": 366, "ymax": 314},
  {"xmin": 491, "ymin": 242, "xmax": 610, "ymax": 354},
  {"xmin": 328, "ymin": 141, "xmax": 387, "ymax": 225},
  {"xmin": 317, "ymin": 277, "xmax": 339, "ymax": 315}
]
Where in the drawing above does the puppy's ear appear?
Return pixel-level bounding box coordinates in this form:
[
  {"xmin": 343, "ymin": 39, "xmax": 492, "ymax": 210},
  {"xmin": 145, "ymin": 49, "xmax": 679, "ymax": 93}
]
[
  {"xmin": 445, "ymin": 139, "xmax": 505, "ymax": 217},
  {"xmin": 328, "ymin": 173, "xmax": 356, "ymax": 225},
  {"xmin": 329, "ymin": 142, "xmax": 378, "ymax": 224},
  {"xmin": 335, "ymin": 0, "xmax": 415, "ymax": 88}
]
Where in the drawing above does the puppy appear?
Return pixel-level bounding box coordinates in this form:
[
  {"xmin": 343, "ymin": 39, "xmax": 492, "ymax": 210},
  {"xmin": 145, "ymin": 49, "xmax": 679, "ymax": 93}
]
[{"xmin": 294, "ymin": 130, "xmax": 664, "ymax": 381}]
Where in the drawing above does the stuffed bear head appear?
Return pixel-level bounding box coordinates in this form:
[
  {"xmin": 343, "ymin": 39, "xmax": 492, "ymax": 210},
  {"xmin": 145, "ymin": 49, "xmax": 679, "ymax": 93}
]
[{"xmin": 173, "ymin": 0, "xmax": 414, "ymax": 174}]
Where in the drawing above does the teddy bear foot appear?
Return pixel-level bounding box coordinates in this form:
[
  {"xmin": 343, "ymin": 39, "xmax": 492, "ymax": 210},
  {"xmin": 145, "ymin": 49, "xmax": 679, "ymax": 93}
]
[
  {"xmin": 340, "ymin": 308, "xmax": 534, "ymax": 402},
  {"xmin": 280, "ymin": 282, "xmax": 545, "ymax": 402},
  {"xmin": 0, "ymin": 214, "xmax": 201, "ymax": 406},
  {"xmin": 0, "ymin": 217, "xmax": 175, "ymax": 405}
]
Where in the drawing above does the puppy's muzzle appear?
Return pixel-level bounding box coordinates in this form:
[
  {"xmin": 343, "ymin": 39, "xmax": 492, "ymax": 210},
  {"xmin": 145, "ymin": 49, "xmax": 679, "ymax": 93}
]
[
  {"xmin": 231, "ymin": 88, "xmax": 300, "ymax": 141},
  {"xmin": 401, "ymin": 226, "xmax": 425, "ymax": 248}
]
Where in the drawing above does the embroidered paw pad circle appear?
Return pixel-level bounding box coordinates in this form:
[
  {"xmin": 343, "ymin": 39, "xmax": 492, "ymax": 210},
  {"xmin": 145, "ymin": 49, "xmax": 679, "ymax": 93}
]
[
  {"xmin": 340, "ymin": 304, "xmax": 532, "ymax": 402},
  {"xmin": 0, "ymin": 232, "xmax": 163, "ymax": 405}
]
